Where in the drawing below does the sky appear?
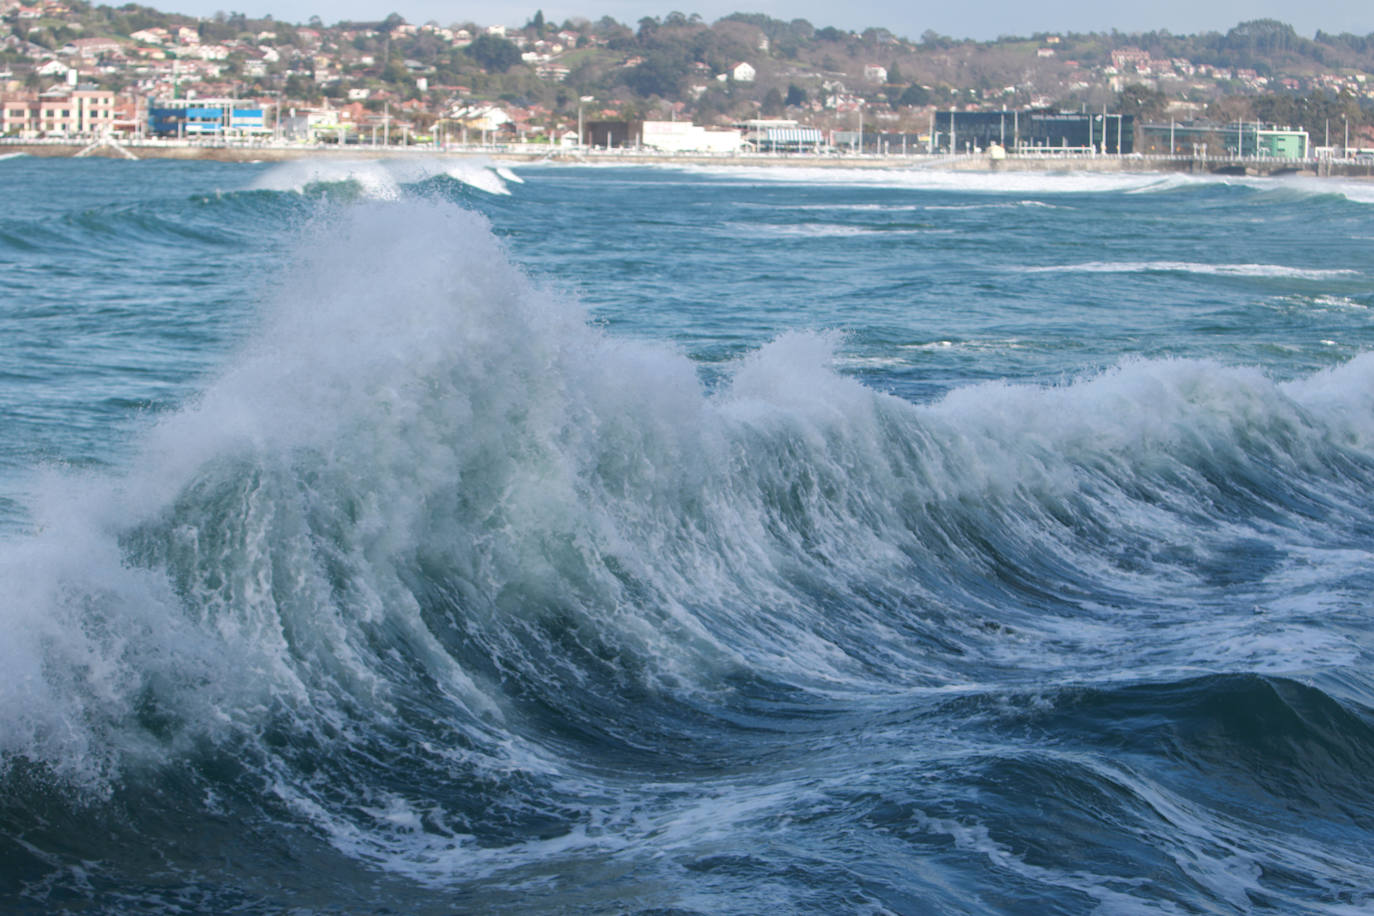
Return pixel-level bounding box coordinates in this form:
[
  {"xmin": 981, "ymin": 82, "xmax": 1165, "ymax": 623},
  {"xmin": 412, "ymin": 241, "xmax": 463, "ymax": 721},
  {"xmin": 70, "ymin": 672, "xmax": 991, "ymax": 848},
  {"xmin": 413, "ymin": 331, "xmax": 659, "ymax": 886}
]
[{"xmin": 171, "ymin": 0, "xmax": 1373, "ymax": 41}]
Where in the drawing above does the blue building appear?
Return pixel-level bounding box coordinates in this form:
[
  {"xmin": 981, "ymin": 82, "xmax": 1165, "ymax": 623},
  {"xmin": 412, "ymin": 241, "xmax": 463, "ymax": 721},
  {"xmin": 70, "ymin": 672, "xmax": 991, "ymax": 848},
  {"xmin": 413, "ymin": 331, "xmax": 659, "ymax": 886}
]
[{"xmin": 147, "ymin": 99, "xmax": 268, "ymax": 138}]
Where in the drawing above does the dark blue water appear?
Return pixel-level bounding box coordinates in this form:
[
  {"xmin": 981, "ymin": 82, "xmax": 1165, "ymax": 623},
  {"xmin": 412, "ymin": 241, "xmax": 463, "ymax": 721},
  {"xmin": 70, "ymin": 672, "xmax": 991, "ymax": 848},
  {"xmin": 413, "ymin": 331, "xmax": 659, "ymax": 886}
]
[{"xmin": 2, "ymin": 155, "xmax": 1374, "ymax": 914}]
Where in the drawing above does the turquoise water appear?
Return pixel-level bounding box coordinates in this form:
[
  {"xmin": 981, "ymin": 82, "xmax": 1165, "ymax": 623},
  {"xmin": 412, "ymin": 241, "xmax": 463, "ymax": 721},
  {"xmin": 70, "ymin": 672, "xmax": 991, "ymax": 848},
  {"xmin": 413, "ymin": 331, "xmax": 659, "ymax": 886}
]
[{"xmin": 2, "ymin": 155, "xmax": 1374, "ymax": 913}]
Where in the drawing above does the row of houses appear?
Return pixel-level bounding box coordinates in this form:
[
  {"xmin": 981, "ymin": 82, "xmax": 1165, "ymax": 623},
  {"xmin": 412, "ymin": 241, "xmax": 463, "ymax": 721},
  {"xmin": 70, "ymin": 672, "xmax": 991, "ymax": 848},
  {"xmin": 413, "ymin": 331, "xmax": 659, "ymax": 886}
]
[
  {"xmin": 0, "ymin": 83, "xmax": 1325, "ymax": 162},
  {"xmin": 0, "ymin": 84, "xmax": 272, "ymax": 138},
  {"xmin": 0, "ymin": 84, "xmax": 134, "ymax": 135}
]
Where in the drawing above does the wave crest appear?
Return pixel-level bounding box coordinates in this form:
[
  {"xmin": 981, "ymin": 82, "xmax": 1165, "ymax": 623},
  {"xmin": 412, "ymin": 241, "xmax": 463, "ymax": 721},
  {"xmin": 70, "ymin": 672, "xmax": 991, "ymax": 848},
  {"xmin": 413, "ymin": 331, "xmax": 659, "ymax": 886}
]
[{"xmin": 4, "ymin": 198, "xmax": 1373, "ymax": 798}]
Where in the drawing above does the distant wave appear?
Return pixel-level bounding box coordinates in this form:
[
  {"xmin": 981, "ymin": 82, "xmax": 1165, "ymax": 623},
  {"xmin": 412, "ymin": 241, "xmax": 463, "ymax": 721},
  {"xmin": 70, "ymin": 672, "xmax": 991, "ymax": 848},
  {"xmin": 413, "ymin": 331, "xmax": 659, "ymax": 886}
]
[
  {"xmin": 741, "ymin": 201, "xmax": 1059, "ymax": 212},
  {"xmin": 680, "ymin": 163, "xmax": 1200, "ymax": 194},
  {"xmin": 1208, "ymin": 174, "xmax": 1374, "ymax": 206},
  {"xmin": 719, "ymin": 221, "xmax": 942, "ymax": 238},
  {"xmin": 622, "ymin": 161, "xmax": 1374, "ymax": 207},
  {"xmin": 247, "ymin": 157, "xmax": 514, "ymax": 198},
  {"xmin": 922, "ymin": 199, "xmax": 1060, "ymax": 210},
  {"xmin": 898, "ymin": 338, "xmax": 1031, "ymax": 352},
  {"xmin": 1027, "ymin": 261, "xmax": 1359, "ymax": 280}
]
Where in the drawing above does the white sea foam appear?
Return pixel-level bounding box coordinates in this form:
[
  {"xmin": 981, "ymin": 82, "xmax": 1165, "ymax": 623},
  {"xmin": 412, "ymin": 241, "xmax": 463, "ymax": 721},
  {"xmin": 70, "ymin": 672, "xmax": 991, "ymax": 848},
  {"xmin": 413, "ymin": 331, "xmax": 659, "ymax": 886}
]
[
  {"xmin": 248, "ymin": 158, "xmax": 405, "ymax": 198},
  {"xmin": 1312, "ymin": 295, "xmax": 1370, "ymax": 309},
  {"xmin": 1217, "ymin": 173, "xmax": 1374, "ymax": 206},
  {"xmin": 681, "ymin": 163, "xmax": 1204, "ymax": 195},
  {"xmin": 911, "ymin": 798, "xmax": 1174, "ymax": 912},
  {"xmin": 248, "ymin": 156, "xmax": 511, "ymax": 197},
  {"xmin": 5, "ymin": 196, "xmax": 1374, "ymax": 800},
  {"xmin": 752, "ymin": 202, "xmax": 927, "ymax": 212},
  {"xmin": 922, "ymin": 199, "xmax": 1061, "ymax": 210},
  {"xmin": 444, "ymin": 160, "xmax": 512, "ymax": 194},
  {"xmin": 899, "ymin": 338, "xmax": 1030, "ymax": 353},
  {"xmin": 720, "ymin": 221, "xmax": 922, "ymax": 238},
  {"xmin": 745, "ymin": 200, "xmax": 1059, "ymax": 213},
  {"xmin": 1026, "ymin": 261, "xmax": 1359, "ymax": 280},
  {"xmin": 527, "ymin": 158, "xmax": 1374, "ymax": 207},
  {"xmin": 723, "ymin": 221, "xmax": 873, "ymax": 238},
  {"xmin": 834, "ymin": 355, "xmax": 911, "ymax": 370}
]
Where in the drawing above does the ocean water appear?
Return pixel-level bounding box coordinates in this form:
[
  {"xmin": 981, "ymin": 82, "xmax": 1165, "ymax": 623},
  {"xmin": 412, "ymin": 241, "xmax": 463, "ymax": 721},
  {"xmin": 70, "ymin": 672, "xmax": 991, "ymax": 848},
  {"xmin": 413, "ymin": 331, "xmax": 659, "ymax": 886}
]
[{"xmin": 2, "ymin": 155, "xmax": 1374, "ymax": 914}]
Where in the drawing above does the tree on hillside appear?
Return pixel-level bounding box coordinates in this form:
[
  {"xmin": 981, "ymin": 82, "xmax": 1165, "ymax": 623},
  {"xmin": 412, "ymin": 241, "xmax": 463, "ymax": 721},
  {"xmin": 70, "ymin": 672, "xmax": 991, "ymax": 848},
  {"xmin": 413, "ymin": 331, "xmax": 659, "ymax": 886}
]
[
  {"xmin": 1117, "ymin": 83, "xmax": 1167, "ymax": 120},
  {"xmin": 1251, "ymin": 90, "xmax": 1366, "ymax": 133},
  {"xmin": 894, "ymin": 84, "xmax": 930, "ymax": 108},
  {"xmin": 920, "ymin": 29, "xmax": 954, "ymax": 49},
  {"xmin": 1222, "ymin": 19, "xmax": 1301, "ymax": 55},
  {"xmin": 686, "ymin": 26, "xmax": 754, "ymax": 74},
  {"xmin": 1207, "ymin": 95, "xmax": 1255, "ymax": 123},
  {"xmin": 1316, "ymin": 30, "xmax": 1374, "ymax": 56},
  {"xmin": 466, "ymin": 34, "xmax": 521, "ymax": 72},
  {"xmin": 624, "ymin": 49, "xmax": 691, "ymax": 98}
]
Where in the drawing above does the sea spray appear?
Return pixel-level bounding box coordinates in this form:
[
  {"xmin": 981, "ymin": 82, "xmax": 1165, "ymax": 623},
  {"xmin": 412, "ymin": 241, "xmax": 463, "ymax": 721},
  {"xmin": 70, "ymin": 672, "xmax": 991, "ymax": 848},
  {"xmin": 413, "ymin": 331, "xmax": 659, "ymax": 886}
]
[
  {"xmin": 246, "ymin": 157, "xmax": 512, "ymax": 198},
  {"xmin": 3, "ymin": 173, "xmax": 1374, "ymax": 912},
  {"xmin": 7, "ymin": 199, "xmax": 1374, "ymax": 788}
]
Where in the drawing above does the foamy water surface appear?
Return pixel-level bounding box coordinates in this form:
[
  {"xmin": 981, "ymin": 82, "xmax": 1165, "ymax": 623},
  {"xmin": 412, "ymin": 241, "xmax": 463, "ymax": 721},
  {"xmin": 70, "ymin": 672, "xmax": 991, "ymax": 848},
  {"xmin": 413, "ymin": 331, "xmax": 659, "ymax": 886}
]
[{"xmin": 2, "ymin": 158, "xmax": 1373, "ymax": 914}]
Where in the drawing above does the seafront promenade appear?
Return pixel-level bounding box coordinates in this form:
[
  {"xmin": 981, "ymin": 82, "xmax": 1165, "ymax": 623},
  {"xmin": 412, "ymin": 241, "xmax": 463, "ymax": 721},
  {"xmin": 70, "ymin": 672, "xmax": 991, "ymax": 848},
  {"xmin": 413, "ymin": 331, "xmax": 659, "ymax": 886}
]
[{"xmin": 4, "ymin": 136, "xmax": 1374, "ymax": 177}]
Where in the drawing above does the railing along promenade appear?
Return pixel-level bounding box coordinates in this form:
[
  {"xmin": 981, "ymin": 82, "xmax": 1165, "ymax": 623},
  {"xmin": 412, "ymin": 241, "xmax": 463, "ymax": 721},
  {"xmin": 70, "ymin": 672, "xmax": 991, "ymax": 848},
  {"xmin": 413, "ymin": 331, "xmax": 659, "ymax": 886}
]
[{"xmin": 2, "ymin": 135, "xmax": 1372, "ymax": 176}]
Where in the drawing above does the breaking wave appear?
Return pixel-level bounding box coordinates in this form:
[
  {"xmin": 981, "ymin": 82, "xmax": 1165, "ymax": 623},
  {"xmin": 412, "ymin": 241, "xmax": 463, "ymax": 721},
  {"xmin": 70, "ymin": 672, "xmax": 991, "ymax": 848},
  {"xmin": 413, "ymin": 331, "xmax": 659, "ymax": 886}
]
[
  {"xmin": 247, "ymin": 156, "xmax": 514, "ymax": 198},
  {"xmin": 4, "ymin": 195, "xmax": 1374, "ymax": 912}
]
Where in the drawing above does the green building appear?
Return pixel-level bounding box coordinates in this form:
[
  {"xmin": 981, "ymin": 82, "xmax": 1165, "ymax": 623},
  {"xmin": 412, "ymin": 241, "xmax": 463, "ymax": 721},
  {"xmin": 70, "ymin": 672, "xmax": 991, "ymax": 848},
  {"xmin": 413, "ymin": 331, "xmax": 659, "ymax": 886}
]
[
  {"xmin": 1139, "ymin": 122, "xmax": 1309, "ymax": 159},
  {"xmin": 1255, "ymin": 129, "xmax": 1308, "ymax": 159}
]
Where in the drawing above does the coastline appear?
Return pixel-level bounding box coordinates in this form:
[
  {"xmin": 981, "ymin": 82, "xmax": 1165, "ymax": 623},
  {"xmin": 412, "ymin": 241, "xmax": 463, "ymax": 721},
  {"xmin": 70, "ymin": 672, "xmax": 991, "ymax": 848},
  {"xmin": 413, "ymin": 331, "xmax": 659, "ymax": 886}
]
[{"xmin": 4, "ymin": 138, "xmax": 1373, "ymax": 177}]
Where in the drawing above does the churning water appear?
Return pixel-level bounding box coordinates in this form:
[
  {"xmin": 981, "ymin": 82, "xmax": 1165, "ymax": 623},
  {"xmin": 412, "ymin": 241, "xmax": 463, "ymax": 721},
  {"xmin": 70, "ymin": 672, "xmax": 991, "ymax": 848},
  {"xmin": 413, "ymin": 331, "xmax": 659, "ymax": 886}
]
[{"xmin": 2, "ymin": 155, "xmax": 1374, "ymax": 914}]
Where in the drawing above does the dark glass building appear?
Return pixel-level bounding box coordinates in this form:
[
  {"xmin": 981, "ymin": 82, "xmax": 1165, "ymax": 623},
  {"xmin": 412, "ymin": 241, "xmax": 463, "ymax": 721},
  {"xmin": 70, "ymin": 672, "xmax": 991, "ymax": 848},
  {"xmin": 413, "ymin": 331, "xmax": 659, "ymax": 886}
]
[{"xmin": 932, "ymin": 110, "xmax": 1134, "ymax": 154}]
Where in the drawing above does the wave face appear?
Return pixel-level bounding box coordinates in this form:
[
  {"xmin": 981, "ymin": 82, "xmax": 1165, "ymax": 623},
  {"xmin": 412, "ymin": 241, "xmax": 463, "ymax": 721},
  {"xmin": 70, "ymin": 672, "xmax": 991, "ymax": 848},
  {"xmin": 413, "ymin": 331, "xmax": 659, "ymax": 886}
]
[
  {"xmin": 246, "ymin": 156, "xmax": 513, "ymax": 198},
  {"xmin": 3, "ymin": 160, "xmax": 1374, "ymax": 913}
]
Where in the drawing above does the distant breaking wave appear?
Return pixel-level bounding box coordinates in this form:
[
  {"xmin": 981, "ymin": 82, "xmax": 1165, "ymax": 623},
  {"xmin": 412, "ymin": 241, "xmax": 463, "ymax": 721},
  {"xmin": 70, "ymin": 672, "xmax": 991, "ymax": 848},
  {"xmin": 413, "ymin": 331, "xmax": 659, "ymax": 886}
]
[
  {"xmin": 678, "ymin": 163, "xmax": 1199, "ymax": 194},
  {"xmin": 656, "ymin": 161, "xmax": 1374, "ymax": 207},
  {"xmin": 247, "ymin": 156, "xmax": 514, "ymax": 198},
  {"xmin": 1027, "ymin": 261, "xmax": 1360, "ymax": 280}
]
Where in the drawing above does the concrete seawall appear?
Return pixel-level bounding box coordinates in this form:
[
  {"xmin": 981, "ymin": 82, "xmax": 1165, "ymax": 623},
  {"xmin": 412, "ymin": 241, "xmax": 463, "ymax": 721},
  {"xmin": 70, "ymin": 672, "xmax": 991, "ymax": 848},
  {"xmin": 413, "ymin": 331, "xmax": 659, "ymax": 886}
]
[{"xmin": 4, "ymin": 140, "xmax": 1373, "ymax": 178}]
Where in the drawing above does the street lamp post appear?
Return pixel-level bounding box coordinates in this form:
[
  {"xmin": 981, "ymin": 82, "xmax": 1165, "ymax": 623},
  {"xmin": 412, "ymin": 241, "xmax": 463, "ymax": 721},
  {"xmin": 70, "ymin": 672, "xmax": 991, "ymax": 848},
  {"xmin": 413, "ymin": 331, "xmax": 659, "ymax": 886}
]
[{"xmin": 578, "ymin": 95, "xmax": 593, "ymax": 147}]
